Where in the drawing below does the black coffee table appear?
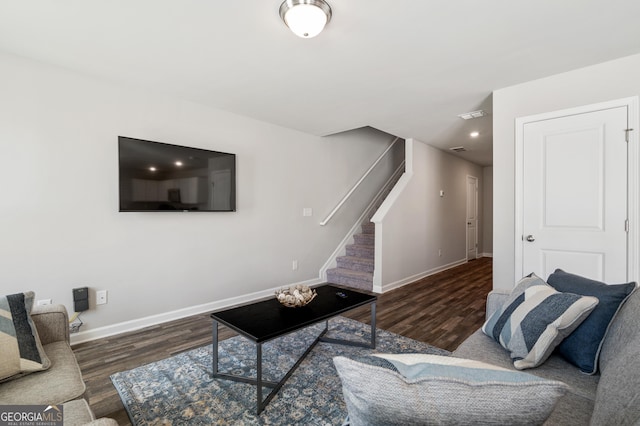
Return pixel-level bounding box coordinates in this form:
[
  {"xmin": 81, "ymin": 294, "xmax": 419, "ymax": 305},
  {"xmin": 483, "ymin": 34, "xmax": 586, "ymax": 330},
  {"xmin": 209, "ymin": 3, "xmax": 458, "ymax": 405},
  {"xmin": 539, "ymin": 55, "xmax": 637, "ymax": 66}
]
[{"xmin": 210, "ymin": 284, "xmax": 377, "ymax": 415}]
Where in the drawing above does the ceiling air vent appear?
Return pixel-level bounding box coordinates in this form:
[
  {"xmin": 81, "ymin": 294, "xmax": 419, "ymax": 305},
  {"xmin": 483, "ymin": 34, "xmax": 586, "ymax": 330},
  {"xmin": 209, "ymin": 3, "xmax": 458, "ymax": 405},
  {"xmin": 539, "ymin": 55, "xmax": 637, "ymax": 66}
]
[
  {"xmin": 450, "ymin": 146, "xmax": 467, "ymax": 152},
  {"xmin": 457, "ymin": 110, "xmax": 487, "ymax": 120}
]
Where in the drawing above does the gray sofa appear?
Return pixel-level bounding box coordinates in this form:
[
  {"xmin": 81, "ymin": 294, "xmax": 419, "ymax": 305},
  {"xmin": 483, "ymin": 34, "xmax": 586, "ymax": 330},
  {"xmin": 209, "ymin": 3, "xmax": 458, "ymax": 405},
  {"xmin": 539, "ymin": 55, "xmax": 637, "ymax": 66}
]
[
  {"xmin": 0, "ymin": 304, "xmax": 117, "ymax": 426},
  {"xmin": 453, "ymin": 288, "xmax": 640, "ymax": 425}
]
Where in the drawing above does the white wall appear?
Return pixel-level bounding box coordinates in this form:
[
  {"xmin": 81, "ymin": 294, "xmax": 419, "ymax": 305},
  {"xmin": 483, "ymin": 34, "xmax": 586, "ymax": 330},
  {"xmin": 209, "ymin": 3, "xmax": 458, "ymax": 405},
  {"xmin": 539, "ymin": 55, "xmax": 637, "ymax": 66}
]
[
  {"xmin": 372, "ymin": 139, "xmax": 483, "ymax": 292},
  {"xmin": 0, "ymin": 52, "xmax": 396, "ymax": 340},
  {"xmin": 482, "ymin": 166, "xmax": 493, "ymax": 256},
  {"xmin": 493, "ymin": 53, "xmax": 640, "ymax": 291}
]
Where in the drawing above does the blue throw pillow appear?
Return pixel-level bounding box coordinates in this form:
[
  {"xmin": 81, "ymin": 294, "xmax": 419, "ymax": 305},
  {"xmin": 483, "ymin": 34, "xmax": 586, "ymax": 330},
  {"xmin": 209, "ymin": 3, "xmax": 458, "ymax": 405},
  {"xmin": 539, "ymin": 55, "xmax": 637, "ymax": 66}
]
[{"xmin": 547, "ymin": 269, "xmax": 637, "ymax": 374}]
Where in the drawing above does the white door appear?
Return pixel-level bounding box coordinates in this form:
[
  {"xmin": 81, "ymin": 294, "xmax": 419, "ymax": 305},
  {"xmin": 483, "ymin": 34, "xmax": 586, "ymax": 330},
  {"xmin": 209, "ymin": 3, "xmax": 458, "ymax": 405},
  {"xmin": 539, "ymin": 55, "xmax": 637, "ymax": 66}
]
[
  {"xmin": 521, "ymin": 106, "xmax": 629, "ymax": 282},
  {"xmin": 466, "ymin": 175, "xmax": 478, "ymax": 260}
]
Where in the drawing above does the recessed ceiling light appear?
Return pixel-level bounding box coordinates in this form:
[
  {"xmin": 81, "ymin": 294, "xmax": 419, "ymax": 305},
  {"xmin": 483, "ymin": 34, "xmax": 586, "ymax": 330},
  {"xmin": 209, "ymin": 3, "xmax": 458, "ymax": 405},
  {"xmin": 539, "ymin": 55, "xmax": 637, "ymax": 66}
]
[
  {"xmin": 175, "ymin": 161, "xmax": 183, "ymax": 166},
  {"xmin": 458, "ymin": 110, "xmax": 487, "ymax": 120},
  {"xmin": 470, "ymin": 131, "xmax": 480, "ymax": 138},
  {"xmin": 149, "ymin": 166, "xmax": 157, "ymax": 172}
]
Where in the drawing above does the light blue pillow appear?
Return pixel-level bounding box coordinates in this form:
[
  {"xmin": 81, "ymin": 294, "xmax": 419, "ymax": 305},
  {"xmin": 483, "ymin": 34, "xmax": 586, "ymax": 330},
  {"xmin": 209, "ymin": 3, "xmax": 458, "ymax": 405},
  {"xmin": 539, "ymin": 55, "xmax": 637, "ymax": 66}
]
[
  {"xmin": 547, "ymin": 269, "xmax": 637, "ymax": 374},
  {"xmin": 482, "ymin": 274, "xmax": 599, "ymax": 369},
  {"xmin": 333, "ymin": 353, "xmax": 568, "ymax": 426}
]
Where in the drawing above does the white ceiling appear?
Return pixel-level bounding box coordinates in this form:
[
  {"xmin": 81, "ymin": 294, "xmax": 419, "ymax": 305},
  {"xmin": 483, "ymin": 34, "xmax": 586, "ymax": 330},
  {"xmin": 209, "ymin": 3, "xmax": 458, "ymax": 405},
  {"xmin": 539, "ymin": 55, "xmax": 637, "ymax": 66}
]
[{"xmin": 1, "ymin": 1, "xmax": 640, "ymax": 166}]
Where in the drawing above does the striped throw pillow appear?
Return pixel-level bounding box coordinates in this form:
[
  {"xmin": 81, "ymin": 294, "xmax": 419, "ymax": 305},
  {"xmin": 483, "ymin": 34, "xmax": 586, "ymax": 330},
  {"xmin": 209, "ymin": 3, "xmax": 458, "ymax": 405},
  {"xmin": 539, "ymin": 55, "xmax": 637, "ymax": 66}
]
[
  {"xmin": 482, "ymin": 274, "xmax": 599, "ymax": 369},
  {"xmin": 0, "ymin": 292, "xmax": 51, "ymax": 381}
]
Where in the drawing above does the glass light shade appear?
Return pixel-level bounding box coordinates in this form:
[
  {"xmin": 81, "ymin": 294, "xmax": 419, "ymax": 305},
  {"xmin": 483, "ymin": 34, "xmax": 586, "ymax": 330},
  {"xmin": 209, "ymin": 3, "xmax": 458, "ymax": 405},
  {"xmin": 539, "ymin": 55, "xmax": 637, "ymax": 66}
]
[{"xmin": 281, "ymin": 1, "xmax": 331, "ymax": 38}]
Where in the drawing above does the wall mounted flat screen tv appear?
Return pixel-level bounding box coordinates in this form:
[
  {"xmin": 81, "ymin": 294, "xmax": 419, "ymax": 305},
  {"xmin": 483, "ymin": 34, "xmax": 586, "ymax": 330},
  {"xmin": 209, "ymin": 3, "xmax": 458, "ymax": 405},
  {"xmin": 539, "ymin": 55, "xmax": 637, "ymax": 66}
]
[{"xmin": 118, "ymin": 136, "xmax": 236, "ymax": 212}]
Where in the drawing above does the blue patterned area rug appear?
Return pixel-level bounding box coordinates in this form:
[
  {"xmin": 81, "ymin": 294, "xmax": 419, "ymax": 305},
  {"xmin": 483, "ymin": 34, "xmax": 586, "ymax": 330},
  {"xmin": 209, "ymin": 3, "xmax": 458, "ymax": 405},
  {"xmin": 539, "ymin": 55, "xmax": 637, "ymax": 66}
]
[{"xmin": 111, "ymin": 316, "xmax": 449, "ymax": 425}]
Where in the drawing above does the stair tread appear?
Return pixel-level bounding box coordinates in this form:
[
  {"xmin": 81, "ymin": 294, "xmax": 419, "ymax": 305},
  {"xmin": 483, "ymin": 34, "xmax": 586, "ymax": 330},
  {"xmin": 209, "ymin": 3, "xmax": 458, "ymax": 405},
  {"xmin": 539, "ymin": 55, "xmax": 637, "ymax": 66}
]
[
  {"xmin": 337, "ymin": 255, "xmax": 374, "ymax": 263},
  {"xmin": 361, "ymin": 224, "xmax": 375, "ymax": 230},
  {"xmin": 354, "ymin": 233, "xmax": 374, "ymax": 238},
  {"xmin": 346, "ymin": 244, "xmax": 375, "ymax": 259},
  {"xmin": 347, "ymin": 243, "xmax": 375, "ymax": 248},
  {"xmin": 327, "ymin": 268, "xmax": 373, "ymax": 278}
]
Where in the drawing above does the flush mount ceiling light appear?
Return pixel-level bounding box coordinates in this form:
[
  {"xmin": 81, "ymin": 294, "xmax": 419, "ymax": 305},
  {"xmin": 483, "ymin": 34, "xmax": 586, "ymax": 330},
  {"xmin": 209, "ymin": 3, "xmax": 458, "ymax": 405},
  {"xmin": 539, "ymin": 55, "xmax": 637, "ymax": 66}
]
[
  {"xmin": 470, "ymin": 131, "xmax": 480, "ymax": 138},
  {"xmin": 279, "ymin": 0, "xmax": 332, "ymax": 38}
]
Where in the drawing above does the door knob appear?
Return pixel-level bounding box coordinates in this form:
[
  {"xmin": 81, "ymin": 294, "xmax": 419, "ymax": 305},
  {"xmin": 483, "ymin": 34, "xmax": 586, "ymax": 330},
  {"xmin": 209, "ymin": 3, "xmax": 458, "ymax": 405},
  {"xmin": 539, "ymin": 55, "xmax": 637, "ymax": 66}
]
[{"xmin": 525, "ymin": 235, "xmax": 535, "ymax": 242}]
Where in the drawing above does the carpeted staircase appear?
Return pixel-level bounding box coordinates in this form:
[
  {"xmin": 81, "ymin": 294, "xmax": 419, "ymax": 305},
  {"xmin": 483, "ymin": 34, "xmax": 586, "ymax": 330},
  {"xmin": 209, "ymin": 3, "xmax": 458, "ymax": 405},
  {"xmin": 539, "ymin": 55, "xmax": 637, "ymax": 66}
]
[
  {"xmin": 326, "ymin": 170, "xmax": 403, "ymax": 292},
  {"xmin": 327, "ymin": 222, "xmax": 376, "ymax": 291}
]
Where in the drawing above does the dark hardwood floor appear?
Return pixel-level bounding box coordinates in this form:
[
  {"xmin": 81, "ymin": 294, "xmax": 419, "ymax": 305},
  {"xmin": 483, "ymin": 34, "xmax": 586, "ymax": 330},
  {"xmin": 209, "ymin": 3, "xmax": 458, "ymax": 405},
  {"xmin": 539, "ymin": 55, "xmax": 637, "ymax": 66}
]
[{"xmin": 73, "ymin": 257, "xmax": 492, "ymax": 424}]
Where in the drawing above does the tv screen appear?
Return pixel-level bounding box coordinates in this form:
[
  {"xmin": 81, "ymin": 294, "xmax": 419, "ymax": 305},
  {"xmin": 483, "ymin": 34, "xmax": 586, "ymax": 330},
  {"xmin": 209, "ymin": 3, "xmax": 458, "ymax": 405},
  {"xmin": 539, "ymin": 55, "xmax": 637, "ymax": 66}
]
[{"xmin": 118, "ymin": 136, "xmax": 236, "ymax": 212}]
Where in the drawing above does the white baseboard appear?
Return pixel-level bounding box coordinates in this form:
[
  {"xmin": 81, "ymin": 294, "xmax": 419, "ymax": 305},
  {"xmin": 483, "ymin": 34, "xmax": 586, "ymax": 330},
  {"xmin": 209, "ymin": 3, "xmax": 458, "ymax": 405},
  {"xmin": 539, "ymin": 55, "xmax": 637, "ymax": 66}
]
[
  {"xmin": 375, "ymin": 259, "xmax": 467, "ymax": 293},
  {"xmin": 481, "ymin": 253, "xmax": 493, "ymax": 258},
  {"xmin": 70, "ymin": 277, "xmax": 324, "ymax": 346}
]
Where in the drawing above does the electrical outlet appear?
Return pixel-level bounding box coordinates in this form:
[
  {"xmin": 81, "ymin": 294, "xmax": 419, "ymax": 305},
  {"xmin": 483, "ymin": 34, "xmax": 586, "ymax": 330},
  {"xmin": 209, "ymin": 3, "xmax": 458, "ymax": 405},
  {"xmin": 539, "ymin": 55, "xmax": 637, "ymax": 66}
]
[
  {"xmin": 96, "ymin": 290, "xmax": 108, "ymax": 305},
  {"xmin": 37, "ymin": 299, "xmax": 52, "ymax": 306},
  {"xmin": 302, "ymin": 208, "xmax": 313, "ymax": 217},
  {"xmin": 438, "ymin": 249, "xmax": 442, "ymax": 257},
  {"xmin": 292, "ymin": 260, "xmax": 299, "ymax": 271}
]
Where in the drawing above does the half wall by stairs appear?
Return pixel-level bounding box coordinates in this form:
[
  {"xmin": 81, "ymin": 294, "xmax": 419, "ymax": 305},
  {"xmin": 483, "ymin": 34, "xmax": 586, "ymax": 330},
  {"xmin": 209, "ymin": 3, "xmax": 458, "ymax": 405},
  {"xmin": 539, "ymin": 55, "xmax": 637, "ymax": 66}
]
[{"xmin": 326, "ymin": 171, "xmax": 402, "ymax": 292}]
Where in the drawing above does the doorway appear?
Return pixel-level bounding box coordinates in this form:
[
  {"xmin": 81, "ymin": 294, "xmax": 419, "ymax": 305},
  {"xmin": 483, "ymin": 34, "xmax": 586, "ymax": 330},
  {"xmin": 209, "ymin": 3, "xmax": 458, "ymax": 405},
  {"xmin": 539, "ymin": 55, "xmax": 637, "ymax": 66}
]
[
  {"xmin": 466, "ymin": 175, "xmax": 478, "ymax": 261},
  {"xmin": 515, "ymin": 97, "xmax": 639, "ymax": 283}
]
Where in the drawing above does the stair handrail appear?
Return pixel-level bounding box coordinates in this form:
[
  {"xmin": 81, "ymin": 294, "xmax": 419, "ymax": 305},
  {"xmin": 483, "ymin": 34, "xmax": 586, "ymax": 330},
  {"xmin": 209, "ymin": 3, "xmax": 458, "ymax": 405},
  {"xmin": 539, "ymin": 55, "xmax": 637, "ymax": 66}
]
[{"xmin": 320, "ymin": 136, "xmax": 401, "ymax": 226}]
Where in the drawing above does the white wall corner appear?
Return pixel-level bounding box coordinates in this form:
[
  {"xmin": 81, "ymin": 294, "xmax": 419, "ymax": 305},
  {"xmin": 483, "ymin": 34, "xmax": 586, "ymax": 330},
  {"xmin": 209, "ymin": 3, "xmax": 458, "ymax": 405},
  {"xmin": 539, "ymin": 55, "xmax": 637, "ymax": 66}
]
[{"xmin": 372, "ymin": 139, "xmax": 414, "ymax": 292}]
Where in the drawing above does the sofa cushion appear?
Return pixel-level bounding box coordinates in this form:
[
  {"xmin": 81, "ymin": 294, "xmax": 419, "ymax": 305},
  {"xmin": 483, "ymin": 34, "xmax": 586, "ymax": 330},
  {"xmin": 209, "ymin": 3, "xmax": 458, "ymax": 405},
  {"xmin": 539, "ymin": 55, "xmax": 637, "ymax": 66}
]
[
  {"xmin": 454, "ymin": 330, "xmax": 599, "ymax": 426},
  {"xmin": 547, "ymin": 269, "xmax": 636, "ymax": 374},
  {"xmin": 334, "ymin": 353, "xmax": 567, "ymax": 426},
  {"xmin": 482, "ymin": 274, "xmax": 598, "ymax": 369},
  {"xmin": 0, "ymin": 341, "xmax": 86, "ymax": 404},
  {"xmin": 0, "ymin": 292, "xmax": 51, "ymax": 381},
  {"xmin": 454, "ymin": 329, "xmax": 600, "ymax": 402}
]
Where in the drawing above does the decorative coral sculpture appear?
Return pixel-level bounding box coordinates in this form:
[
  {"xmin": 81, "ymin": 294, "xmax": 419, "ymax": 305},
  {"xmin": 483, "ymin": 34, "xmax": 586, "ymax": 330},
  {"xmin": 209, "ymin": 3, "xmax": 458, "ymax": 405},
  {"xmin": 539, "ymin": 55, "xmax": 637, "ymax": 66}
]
[{"xmin": 275, "ymin": 285, "xmax": 317, "ymax": 308}]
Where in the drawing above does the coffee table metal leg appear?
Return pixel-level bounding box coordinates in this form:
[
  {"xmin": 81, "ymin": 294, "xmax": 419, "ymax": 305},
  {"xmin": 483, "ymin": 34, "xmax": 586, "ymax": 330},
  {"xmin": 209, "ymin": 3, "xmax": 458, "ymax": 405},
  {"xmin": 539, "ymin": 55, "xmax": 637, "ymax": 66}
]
[
  {"xmin": 371, "ymin": 301, "xmax": 377, "ymax": 348},
  {"xmin": 318, "ymin": 300, "xmax": 377, "ymax": 349},
  {"xmin": 212, "ymin": 320, "xmax": 219, "ymax": 376},
  {"xmin": 212, "ymin": 330, "xmax": 325, "ymax": 415},
  {"xmin": 256, "ymin": 343, "xmax": 263, "ymax": 415}
]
